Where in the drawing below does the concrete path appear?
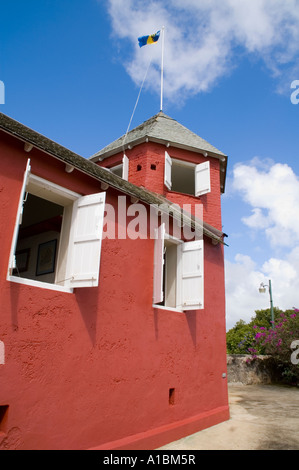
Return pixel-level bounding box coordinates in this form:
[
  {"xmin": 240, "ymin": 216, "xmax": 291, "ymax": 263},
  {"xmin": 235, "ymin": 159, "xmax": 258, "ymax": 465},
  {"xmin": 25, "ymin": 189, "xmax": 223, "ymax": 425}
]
[{"xmin": 159, "ymin": 383, "xmax": 299, "ymax": 450}]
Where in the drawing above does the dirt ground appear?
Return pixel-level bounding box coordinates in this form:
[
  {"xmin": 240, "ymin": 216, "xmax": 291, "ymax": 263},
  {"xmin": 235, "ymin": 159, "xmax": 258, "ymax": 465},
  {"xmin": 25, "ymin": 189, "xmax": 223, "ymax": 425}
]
[{"xmin": 159, "ymin": 383, "xmax": 299, "ymax": 450}]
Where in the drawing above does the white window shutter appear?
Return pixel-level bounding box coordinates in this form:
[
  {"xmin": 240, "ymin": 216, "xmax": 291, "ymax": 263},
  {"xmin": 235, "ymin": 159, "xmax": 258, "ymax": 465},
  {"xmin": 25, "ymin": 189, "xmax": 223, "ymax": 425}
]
[
  {"xmin": 122, "ymin": 154, "xmax": 129, "ymax": 181},
  {"xmin": 195, "ymin": 161, "xmax": 211, "ymax": 196},
  {"xmin": 164, "ymin": 151, "xmax": 172, "ymax": 190},
  {"xmin": 7, "ymin": 158, "xmax": 31, "ymax": 274},
  {"xmin": 18, "ymin": 158, "xmax": 31, "ymax": 225},
  {"xmin": 153, "ymin": 223, "xmax": 165, "ymax": 304},
  {"xmin": 177, "ymin": 240, "xmax": 204, "ymax": 310},
  {"xmin": 65, "ymin": 192, "xmax": 106, "ymax": 288}
]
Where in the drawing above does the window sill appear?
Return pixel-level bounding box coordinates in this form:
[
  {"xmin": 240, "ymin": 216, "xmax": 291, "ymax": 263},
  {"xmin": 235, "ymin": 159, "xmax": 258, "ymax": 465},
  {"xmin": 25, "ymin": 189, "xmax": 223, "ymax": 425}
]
[
  {"xmin": 166, "ymin": 189, "xmax": 199, "ymax": 199},
  {"xmin": 153, "ymin": 304, "xmax": 184, "ymax": 313},
  {"xmin": 7, "ymin": 275, "xmax": 73, "ymax": 294}
]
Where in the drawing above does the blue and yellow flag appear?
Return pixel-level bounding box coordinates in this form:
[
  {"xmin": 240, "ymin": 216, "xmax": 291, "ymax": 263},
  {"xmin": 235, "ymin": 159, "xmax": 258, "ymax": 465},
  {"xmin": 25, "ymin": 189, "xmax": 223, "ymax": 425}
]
[{"xmin": 138, "ymin": 30, "xmax": 160, "ymax": 48}]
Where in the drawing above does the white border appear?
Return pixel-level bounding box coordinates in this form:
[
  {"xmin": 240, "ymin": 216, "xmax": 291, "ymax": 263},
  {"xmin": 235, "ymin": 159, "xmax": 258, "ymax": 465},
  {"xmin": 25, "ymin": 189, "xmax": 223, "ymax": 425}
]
[
  {"xmin": 152, "ymin": 304, "xmax": 184, "ymax": 313},
  {"xmin": 7, "ymin": 275, "xmax": 73, "ymax": 293}
]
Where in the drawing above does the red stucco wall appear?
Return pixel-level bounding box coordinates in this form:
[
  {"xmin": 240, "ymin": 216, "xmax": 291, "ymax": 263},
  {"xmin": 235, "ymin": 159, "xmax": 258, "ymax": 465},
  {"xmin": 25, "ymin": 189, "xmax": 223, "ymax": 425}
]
[
  {"xmin": 100, "ymin": 142, "xmax": 223, "ymax": 231},
  {"xmin": 0, "ymin": 131, "xmax": 228, "ymax": 450}
]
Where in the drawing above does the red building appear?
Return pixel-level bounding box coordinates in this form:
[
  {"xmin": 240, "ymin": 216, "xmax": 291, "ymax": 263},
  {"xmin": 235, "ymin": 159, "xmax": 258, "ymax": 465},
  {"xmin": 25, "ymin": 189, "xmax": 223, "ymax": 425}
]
[{"xmin": 0, "ymin": 111, "xmax": 229, "ymax": 450}]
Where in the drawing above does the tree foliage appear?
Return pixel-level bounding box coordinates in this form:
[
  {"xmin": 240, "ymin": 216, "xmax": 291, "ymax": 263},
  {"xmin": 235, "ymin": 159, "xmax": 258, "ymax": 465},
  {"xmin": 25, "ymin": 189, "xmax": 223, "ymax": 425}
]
[
  {"xmin": 226, "ymin": 320, "xmax": 254, "ymax": 354},
  {"xmin": 226, "ymin": 307, "xmax": 283, "ymax": 354},
  {"xmin": 227, "ymin": 307, "xmax": 299, "ymax": 384}
]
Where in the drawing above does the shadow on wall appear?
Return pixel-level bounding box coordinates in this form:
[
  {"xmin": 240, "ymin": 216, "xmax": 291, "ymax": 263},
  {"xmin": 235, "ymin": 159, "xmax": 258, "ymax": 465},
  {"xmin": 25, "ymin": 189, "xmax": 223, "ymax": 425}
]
[
  {"xmin": 10, "ymin": 282, "xmax": 21, "ymax": 332},
  {"xmin": 75, "ymin": 287, "xmax": 100, "ymax": 346},
  {"xmin": 153, "ymin": 308, "xmax": 197, "ymax": 347}
]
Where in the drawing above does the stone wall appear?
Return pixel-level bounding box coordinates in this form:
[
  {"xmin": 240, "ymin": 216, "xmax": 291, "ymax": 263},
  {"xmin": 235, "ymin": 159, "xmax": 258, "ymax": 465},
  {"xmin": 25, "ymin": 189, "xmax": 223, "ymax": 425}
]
[{"xmin": 227, "ymin": 355, "xmax": 278, "ymax": 385}]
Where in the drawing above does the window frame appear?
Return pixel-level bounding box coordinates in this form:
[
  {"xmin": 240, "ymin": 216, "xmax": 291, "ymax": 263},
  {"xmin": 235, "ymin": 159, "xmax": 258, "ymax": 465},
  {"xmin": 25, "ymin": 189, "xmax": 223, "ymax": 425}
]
[
  {"xmin": 7, "ymin": 160, "xmax": 106, "ymax": 293},
  {"xmin": 153, "ymin": 224, "xmax": 204, "ymax": 312},
  {"xmin": 164, "ymin": 151, "xmax": 211, "ymax": 197},
  {"xmin": 109, "ymin": 163, "xmax": 123, "ymax": 177},
  {"xmin": 109, "ymin": 154, "xmax": 129, "ymax": 181}
]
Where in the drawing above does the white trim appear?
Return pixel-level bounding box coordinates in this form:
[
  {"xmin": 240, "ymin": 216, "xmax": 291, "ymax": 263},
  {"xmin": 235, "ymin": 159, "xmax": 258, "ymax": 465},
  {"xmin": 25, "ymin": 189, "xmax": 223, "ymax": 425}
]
[
  {"xmin": 122, "ymin": 154, "xmax": 129, "ymax": 181},
  {"xmin": 27, "ymin": 174, "xmax": 81, "ymax": 204},
  {"xmin": 195, "ymin": 161, "xmax": 211, "ymax": 197},
  {"xmin": 110, "ymin": 164, "xmax": 122, "ymax": 172},
  {"xmin": 64, "ymin": 192, "xmax": 106, "ymax": 289},
  {"xmin": 152, "ymin": 304, "xmax": 184, "ymax": 313},
  {"xmin": 178, "ymin": 239, "xmax": 204, "ymax": 310},
  {"xmin": 153, "ymin": 223, "xmax": 165, "ymax": 304},
  {"xmin": 7, "ymin": 158, "xmax": 31, "ymax": 275},
  {"xmin": 164, "ymin": 233, "xmax": 183, "ymax": 244},
  {"xmin": 7, "ymin": 275, "xmax": 73, "ymax": 293},
  {"xmin": 164, "ymin": 151, "xmax": 172, "ymax": 190},
  {"xmin": 171, "ymin": 158, "xmax": 196, "ymax": 168},
  {"xmin": 160, "ymin": 26, "xmax": 165, "ymax": 112},
  {"xmin": 176, "ymin": 243, "xmax": 183, "ymax": 308}
]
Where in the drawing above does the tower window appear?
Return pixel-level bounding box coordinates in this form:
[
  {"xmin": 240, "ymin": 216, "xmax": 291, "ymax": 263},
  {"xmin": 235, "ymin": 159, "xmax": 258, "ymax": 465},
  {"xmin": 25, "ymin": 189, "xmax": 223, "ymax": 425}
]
[
  {"xmin": 171, "ymin": 160, "xmax": 195, "ymax": 195},
  {"xmin": 164, "ymin": 152, "xmax": 211, "ymax": 197}
]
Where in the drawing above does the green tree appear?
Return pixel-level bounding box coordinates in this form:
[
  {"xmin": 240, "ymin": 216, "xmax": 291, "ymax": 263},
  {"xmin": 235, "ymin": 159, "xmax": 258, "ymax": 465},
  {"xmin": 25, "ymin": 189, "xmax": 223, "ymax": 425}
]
[
  {"xmin": 251, "ymin": 307, "xmax": 283, "ymax": 329},
  {"xmin": 227, "ymin": 307, "xmax": 285, "ymax": 354},
  {"xmin": 226, "ymin": 319, "xmax": 255, "ymax": 354},
  {"xmin": 250, "ymin": 309, "xmax": 299, "ymax": 384}
]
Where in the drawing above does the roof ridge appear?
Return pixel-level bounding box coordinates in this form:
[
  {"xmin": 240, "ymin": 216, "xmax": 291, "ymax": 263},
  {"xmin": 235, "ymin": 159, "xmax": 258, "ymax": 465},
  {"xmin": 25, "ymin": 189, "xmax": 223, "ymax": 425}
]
[
  {"xmin": 89, "ymin": 112, "xmax": 162, "ymax": 160},
  {"xmin": 89, "ymin": 111, "xmax": 227, "ymax": 170}
]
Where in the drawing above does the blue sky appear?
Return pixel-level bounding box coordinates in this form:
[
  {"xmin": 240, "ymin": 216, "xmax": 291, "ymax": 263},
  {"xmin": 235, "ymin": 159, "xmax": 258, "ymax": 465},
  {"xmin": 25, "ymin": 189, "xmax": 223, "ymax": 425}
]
[{"xmin": 1, "ymin": 0, "xmax": 299, "ymax": 329}]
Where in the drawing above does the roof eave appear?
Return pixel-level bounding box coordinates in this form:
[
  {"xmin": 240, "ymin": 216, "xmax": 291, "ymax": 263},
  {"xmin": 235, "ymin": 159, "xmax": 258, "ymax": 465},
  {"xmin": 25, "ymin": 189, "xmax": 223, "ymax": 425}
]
[
  {"xmin": 90, "ymin": 134, "xmax": 228, "ymax": 194},
  {"xmin": 90, "ymin": 134, "xmax": 227, "ymax": 160},
  {"xmin": 0, "ymin": 113, "xmax": 228, "ymax": 244}
]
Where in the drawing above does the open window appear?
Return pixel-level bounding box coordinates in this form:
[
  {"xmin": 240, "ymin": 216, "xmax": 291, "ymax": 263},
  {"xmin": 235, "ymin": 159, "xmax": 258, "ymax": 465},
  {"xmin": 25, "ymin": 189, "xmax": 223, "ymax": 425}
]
[
  {"xmin": 153, "ymin": 223, "xmax": 204, "ymax": 311},
  {"xmin": 164, "ymin": 151, "xmax": 211, "ymax": 197},
  {"xmin": 109, "ymin": 154, "xmax": 129, "ymax": 181},
  {"xmin": 7, "ymin": 159, "xmax": 106, "ymax": 291}
]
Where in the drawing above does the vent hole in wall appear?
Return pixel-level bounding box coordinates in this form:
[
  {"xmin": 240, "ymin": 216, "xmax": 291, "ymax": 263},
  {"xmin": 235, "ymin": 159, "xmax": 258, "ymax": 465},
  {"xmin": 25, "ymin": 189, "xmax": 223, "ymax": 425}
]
[
  {"xmin": 169, "ymin": 388, "xmax": 175, "ymax": 405},
  {"xmin": 137, "ymin": 165, "xmax": 142, "ymax": 171},
  {"xmin": 151, "ymin": 164, "xmax": 156, "ymax": 170},
  {"xmin": 0, "ymin": 406, "xmax": 8, "ymax": 432}
]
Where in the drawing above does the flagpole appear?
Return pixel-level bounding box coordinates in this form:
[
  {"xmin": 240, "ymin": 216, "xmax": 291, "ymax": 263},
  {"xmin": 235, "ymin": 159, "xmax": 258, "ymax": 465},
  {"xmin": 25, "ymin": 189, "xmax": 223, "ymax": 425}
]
[{"xmin": 160, "ymin": 26, "xmax": 165, "ymax": 112}]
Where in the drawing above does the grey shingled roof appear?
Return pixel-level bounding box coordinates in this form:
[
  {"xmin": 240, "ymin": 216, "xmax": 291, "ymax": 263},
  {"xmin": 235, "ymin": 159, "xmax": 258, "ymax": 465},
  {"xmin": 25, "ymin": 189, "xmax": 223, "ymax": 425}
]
[
  {"xmin": 90, "ymin": 111, "xmax": 227, "ymax": 192},
  {"xmin": 90, "ymin": 111, "xmax": 227, "ymax": 160},
  {"xmin": 0, "ymin": 112, "xmax": 227, "ymax": 245}
]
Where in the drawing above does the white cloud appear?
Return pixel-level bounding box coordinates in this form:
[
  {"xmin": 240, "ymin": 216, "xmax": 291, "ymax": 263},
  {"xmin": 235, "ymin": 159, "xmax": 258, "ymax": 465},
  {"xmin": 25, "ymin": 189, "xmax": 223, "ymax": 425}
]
[
  {"xmin": 242, "ymin": 208, "xmax": 270, "ymax": 230},
  {"xmin": 233, "ymin": 159, "xmax": 299, "ymax": 247},
  {"xmin": 105, "ymin": 0, "xmax": 299, "ymax": 101},
  {"xmin": 105, "ymin": 0, "xmax": 299, "ymax": 330},
  {"xmin": 225, "ymin": 255, "xmax": 270, "ymax": 330},
  {"xmin": 225, "ymin": 250, "xmax": 299, "ymax": 330},
  {"xmin": 225, "ymin": 160, "xmax": 299, "ymax": 330}
]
